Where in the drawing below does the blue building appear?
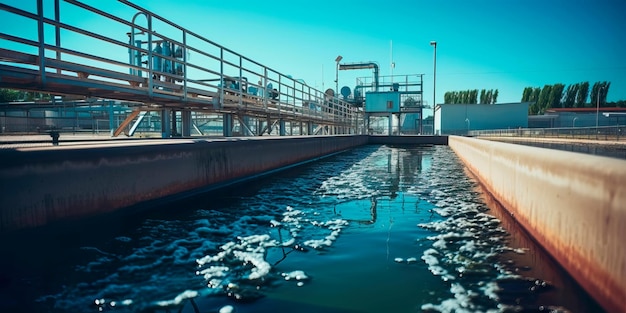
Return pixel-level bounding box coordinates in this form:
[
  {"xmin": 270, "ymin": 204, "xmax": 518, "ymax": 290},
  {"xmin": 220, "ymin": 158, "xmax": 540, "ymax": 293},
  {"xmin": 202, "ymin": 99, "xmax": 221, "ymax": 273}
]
[{"xmin": 434, "ymin": 102, "xmax": 530, "ymax": 135}]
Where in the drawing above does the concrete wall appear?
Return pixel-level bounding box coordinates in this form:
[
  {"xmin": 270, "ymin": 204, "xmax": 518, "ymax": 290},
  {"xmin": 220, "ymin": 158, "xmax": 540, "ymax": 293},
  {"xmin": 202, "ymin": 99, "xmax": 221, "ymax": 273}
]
[
  {"xmin": 0, "ymin": 135, "xmax": 367, "ymax": 233},
  {"xmin": 448, "ymin": 135, "xmax": 626, "ymax": 313}
]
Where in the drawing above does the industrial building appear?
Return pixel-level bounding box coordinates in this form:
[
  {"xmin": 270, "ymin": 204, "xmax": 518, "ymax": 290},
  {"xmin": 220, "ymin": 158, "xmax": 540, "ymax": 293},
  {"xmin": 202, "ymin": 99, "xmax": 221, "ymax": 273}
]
[
  {"xmin": 529, "ymin": 107, "xmax": 626, "ymax": 128},
  {"xmin": 434, "ymin": 102, "xmax": 530, "ymax": 135}
]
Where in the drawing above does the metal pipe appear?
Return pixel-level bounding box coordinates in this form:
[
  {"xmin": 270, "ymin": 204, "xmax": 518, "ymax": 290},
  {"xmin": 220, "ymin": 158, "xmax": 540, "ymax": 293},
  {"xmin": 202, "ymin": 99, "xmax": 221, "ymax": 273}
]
[{"xmin": 430, "ymin": 41, "xmax": 437, "ymax": 135}]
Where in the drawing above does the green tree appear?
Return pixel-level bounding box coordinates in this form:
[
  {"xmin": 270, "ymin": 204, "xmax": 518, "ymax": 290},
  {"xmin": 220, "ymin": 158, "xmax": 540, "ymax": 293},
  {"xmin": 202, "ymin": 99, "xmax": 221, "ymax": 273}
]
[
  {"xmin": 469, "ymin": 89, "xmax": 478, "ymax": 104},
  {"xmin": 521, "ymin": 87, "xmax": 530, "ymax": 102},
  {"xmin": 537, "ymin": 85, "xmax": 552, "ymax": 114},
  {"xmin": 590, "ymin": 81, "xmax": 610, "ymax": 107},
  {"xmin": 548, "ymin": 83, "xmax": 565, "ymax": 109},
  {"xmin": 575, "ymin": 81, "xmax": 589, "ymax": 107},
  {"xmin": 0, "ymin": 88, "xmax": 21, "ymax": 102},
  {"xmin": 563, "ymin": 83, "xmax": 578, "ymax": 108},
  {"xmin": 531, "ymin": 87, "xmax": 541, "ymax": 103},
  {"xmin": 492, "ymin": 89, "xmax": 498, "ymax": 104}
]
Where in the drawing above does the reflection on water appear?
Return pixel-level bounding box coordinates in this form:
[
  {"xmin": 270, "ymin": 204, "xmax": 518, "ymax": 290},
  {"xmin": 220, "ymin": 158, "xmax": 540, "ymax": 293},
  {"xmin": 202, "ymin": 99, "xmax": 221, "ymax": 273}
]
[{"xmin": 0, "ymin": 145, "xmax": 603, "ymax": 313}]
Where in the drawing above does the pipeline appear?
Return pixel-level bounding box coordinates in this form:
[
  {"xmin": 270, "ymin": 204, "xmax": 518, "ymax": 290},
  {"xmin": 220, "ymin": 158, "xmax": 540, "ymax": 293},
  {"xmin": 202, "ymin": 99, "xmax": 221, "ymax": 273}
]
[{"xmin": 339, "ymin": 62, "xmax": 379, "ymax": 91}]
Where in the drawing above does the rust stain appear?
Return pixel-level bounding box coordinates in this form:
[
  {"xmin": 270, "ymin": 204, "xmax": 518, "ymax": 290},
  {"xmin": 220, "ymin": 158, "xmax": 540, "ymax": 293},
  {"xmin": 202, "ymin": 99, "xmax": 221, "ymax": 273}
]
[{"xmin": 450, "ymin": 136, "xmax": 626, "ymax": 313}]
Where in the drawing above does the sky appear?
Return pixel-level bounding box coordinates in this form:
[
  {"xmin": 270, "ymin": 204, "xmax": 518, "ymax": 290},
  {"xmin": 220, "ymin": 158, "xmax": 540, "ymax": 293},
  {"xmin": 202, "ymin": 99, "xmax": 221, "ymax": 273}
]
[{"xmin": 2, "ymin": 0, "xmax": 625, "ymax": 114}]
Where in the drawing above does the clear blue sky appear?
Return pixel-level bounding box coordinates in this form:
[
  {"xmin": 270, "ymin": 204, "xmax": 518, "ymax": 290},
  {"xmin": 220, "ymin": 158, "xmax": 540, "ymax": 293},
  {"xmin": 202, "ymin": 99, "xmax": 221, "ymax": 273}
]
[{"xmin": 3, "ymin": 0, "xmax": 625, "ymax": 112}]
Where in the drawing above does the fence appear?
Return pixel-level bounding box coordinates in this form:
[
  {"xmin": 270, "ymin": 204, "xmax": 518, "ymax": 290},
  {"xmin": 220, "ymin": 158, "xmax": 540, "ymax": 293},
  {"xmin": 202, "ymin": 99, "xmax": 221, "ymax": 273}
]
[{"xmin": 469, "ymin": 126, "xmax": 625, "ymax": 141}]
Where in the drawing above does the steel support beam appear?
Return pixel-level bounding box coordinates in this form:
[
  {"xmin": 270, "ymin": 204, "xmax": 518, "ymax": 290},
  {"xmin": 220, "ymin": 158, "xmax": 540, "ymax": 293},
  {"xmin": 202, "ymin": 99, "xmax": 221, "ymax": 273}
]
[
  {"xmin": 181, "ymin": 110, "xmax": 191, "ymax": 137},
  {"xmin": 222, "ymin": 113, "xmax": 233, "ymax": 137},
  {"xmin": 161, "ymin": 108, "xmax": 171, "ymax": 138}
]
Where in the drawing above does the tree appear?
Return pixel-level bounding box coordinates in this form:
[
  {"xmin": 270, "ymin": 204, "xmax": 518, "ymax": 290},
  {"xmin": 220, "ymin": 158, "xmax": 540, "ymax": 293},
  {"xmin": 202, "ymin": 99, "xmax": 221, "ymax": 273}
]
[
  {"xmin": 536, "ymin": 85, "xmax": 552, "ymax": 114},
  {"xmin": 469, "ymin": 89, "xmax": 478, "ymax": 104},
  {"xmin": 492, "ymin": 89, "xmax": 498, "ymax": 104},
  {"xmin": 563, "ymin": 83, "xmax": 578, "ymax": 108},
  {"xmin": 0, "ymin": 88, "xmax": 20, "ymax": 102},
  {"xmin": 531, "ymin": 87, "xmax": 541, "ymax": 103},
  {"xmin": 575, "ymin": 81, "xmax": 589, "ymax": 108},
  {"xmin": 548, "ymin": 83, "xmax": 565, "ymax": 109},
  {"xmin": 521, "ymin": 87, "xmax": 531, "ymax": 102},
  {"xmin": 444, "ymin": 89, "xmax": 479, "ymax": 104},
  {"xmin": 590, "ymin": 81, "xmax": 610, "ymax": 107}
]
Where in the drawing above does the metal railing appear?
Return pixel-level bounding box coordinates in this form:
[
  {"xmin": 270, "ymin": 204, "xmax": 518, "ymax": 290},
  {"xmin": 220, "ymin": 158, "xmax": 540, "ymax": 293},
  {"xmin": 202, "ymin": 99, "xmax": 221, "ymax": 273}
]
[
  {"xmin": 0, "ymin": 0, "xmax": 357, "ymax": 131},
  {"xmin": 469, "ymin": 126, "xmax": 625, "ymax": 141}
]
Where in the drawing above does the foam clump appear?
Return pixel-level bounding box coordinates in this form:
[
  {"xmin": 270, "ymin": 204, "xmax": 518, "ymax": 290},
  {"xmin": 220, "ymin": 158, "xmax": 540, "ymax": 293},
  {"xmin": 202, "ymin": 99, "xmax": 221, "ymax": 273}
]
[
  {"xmin": 155, "ymin": 290, "xmax": 198, "ymax": 306},
  {"xmin": 282, "ymin": 270, "xmax": 309, "ymax": 281},
  {"xmin": 304, "ymin": 219, "xmax": 348, "ymax": 250},
  {"xmin": 219, "ymin": 305, "xmax": 235, "ymax": 313}
]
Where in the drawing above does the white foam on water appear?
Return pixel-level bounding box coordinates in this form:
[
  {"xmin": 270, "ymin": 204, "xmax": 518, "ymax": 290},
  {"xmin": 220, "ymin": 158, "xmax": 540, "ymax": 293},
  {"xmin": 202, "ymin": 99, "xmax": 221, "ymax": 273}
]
[
  {"xmin": 282, "ymin": 270, "xmax": 309, "ymax": 281},
  {"xmin": 219, "ymin": 304, "xmax": 235, "ymax": 313},
  {"xmin": 414, "ymin": 147, "xmax": 537, "ymax": 312},
  {"xmin": 155, "ymin": 290, "xmax": 198, "ymax": 306}
]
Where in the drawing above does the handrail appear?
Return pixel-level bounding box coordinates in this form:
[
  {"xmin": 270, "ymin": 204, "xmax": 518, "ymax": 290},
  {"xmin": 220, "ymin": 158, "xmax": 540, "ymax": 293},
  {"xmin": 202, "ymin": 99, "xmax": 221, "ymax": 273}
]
[{"xmin": 0, "ymin": 0, "xmax": 357, "ymax": 129}]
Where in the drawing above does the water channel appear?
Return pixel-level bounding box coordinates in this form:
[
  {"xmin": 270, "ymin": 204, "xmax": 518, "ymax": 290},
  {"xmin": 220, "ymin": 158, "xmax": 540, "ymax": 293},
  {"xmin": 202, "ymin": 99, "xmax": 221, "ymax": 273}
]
[{"xmin": 0, "ymin": 145, "xmax": 604, "ymax": 313}]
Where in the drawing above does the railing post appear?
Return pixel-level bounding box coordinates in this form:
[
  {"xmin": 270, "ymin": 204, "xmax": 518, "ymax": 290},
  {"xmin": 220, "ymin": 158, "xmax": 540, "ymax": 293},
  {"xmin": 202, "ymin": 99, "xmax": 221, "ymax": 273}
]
[
  {"xmin": 54, "ymin": 0, "xmax": 61, "ymax": 74},
  {"xmin": 263, "ymin": 68, "xmax": 268, "ymax": 110},
  {"xmin": 238, "ymin": 56, "xmax": 243, "ymax": 106},
  {"xmin": 182, "ymin": 30, "xmax": 187, "ymax": 101},
  {"xmin": 146, "ymin": 13, "xmax": 153, "ymax": 98},
  {"xmin": 37, "ymin": 0, "xmax": 46, "ymax": 86},
  {"xmin": 219, "ymin": 48, "xmax": 224, "ymax": 109}
]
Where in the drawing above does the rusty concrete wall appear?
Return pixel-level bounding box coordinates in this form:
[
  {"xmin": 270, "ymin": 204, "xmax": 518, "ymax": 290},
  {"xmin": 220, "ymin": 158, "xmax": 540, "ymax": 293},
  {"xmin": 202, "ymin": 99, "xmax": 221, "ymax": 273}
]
[
  {"xmin": 448, "ymin": 135, "xmax": 626, "ymax": 313},
  {"xmin": 0, "ymin": 135, "xmax": 367, "ymax": 233}
]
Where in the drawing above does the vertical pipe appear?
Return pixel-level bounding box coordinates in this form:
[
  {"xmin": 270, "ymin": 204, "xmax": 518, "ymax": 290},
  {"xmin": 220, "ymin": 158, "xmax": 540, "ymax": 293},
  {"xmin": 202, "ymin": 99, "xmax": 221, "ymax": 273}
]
[
  {"xmin": 432, "ymin": 42, "xmax": 437, "ymax": 134},
  {"xmin": 109, "ymin": 101, "xmax": 114, "ymax": 137}
]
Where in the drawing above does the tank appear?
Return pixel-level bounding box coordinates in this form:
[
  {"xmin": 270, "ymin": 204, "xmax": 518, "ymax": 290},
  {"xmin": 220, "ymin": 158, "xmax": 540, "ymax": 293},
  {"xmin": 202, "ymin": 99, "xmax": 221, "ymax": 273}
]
[{"xmin": 152, "ymin": 42, "xmax": 162, "ymax": 72}]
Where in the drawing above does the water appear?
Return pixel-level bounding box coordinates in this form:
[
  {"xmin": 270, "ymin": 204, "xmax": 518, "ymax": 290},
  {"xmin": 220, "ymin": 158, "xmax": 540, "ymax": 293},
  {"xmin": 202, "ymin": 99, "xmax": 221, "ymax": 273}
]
[{"xmin": 0, "ymin": 145, "xmax": 604, "ymax": 313}]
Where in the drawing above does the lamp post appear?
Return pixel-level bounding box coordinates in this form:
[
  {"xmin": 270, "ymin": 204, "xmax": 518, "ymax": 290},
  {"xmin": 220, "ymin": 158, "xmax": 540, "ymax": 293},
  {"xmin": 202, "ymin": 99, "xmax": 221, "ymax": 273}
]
[
  {"xmin": 572, "ymin": 117, "xmax": 578, "ymax": 128},
  {"xmin": 465, "ymin": 117, "xmax": 470, "ymax": 134},
  {"xmin": 596, "ymin": 85, "xmax": 605, "ymax": 133},
  {"xmin": 335, "ymin": 55, "xmax": 343, "ymax": 97},
  {"xmin": 430, "ymin": 41, "xmax": 437, "ymax": 135}
]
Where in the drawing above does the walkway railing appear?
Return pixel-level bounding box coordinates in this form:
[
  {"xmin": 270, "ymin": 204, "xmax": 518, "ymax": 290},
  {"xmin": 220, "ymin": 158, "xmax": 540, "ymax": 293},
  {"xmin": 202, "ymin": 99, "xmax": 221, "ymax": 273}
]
[
  {"xmin": 0, "ymin": 0, "xmax": 356, "ymax": 129},
  {"xmin": 469, "ymin": 125, "xmax": 625, "ymax": 141}
]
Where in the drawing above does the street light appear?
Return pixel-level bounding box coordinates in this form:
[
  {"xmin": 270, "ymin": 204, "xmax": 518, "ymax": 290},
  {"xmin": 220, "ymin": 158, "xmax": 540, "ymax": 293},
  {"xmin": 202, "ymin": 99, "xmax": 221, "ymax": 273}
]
[
  {"xmin": 465, "ymin": 117, "xmax": 470, "ymax": 134},
  {"xmin": 335, "ymin": 55, "xmax": 343, "ymax": 97},
  {"xmin": 572, "ymin": 117, "xmax": 578, "ymax": 128},
  {"xmin": 430, "ymin": 41, "xmax": 437, "ymax": 135},
  {"xmin": 596, "ymin": 85, "xmax": 606, "ymax": 132}
]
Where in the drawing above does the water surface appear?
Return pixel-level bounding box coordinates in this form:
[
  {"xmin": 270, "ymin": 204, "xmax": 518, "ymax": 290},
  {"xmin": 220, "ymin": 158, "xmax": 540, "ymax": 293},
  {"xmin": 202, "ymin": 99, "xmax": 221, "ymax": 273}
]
[{"xmin": 0, "ymin": 145, "xmax": 603, "ymax": 312}]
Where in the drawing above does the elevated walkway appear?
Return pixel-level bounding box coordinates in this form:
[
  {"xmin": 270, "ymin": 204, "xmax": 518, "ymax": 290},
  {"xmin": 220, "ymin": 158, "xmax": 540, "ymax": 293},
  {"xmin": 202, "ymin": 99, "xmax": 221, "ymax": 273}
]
[{"xmin": 0, "ymin": 1, "xmax": 357, "ymax": 137}]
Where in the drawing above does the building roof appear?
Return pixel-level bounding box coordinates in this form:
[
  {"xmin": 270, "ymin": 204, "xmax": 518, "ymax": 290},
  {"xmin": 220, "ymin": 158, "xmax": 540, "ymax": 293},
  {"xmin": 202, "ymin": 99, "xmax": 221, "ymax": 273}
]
[{"xmin": 435, "ymin": 102, "xmax": 530, "ymax": 110}]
